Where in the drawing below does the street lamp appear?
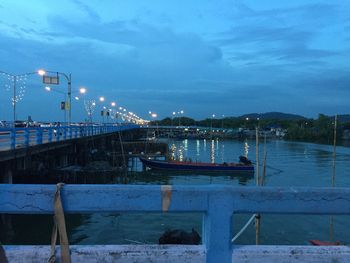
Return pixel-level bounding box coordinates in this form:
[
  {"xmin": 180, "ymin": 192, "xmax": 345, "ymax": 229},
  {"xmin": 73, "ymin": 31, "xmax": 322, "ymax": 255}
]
[
  {"xmin": 0, "ymin": 70, "xmax": 44, "ymax": 126},
  {"xmin": 44, "ymin": 86, "xmax": 68, "ymax": 122},
  {"xmin": 171, "ymin": 111, "xmax": 176, "ymax": 127},
  {"xmin": 79, "ymin": 87, "xmax": 86, "ymax": 94},
  {"xmin": 211, "ymin": 114, "xmax": 215, "ymax": 138},
  {"xmin": 38, "ymin": 69, "xmax": 72, "ymax": 125},
  {"xmin": 149, "ymin": 111, "xmax": 158, "ymax": 137},
  {"xmin": 178, "ymin": 110, "xmax": 184, "ymax": 126}
]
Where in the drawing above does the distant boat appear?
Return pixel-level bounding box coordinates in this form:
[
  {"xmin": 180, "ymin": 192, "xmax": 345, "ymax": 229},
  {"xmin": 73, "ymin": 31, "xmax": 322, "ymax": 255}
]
[
  {"xmin": 139, "ymin": 156, "xmax": 254, "ymax": 172},
  {"xmin": 309, "ymin": 240, "xmax": 341, "ymax": 246}
]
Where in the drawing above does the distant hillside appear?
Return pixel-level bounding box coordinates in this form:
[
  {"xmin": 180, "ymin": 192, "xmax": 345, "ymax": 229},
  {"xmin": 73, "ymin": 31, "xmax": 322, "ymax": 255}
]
[
  {"xmin": 238, "ymin": 112, "xmax": 307, "ymax": 120},
  {"xmin": 337, "ymin": 114, "xmax": 350, "ymax": 123}
]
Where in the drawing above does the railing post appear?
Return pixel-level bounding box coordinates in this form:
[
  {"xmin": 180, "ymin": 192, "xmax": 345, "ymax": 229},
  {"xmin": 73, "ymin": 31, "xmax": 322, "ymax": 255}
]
[
  {"xmin": 204, "ymin": 194, "xmax": 233, "ymax": 263},
  {"xmin": 56, "ymin": 127, "xmax": 60, "ymax": 141},
  {"xmin": 69, "ymin": 126, "xmax": 73, "ymax": 139},
  {"xmin": 36, "ymin": 128, "xmax": 43, "ymax": 145},
  {"xmin": 24, "ymin": 128, "xmax": 29, "ymax": 147},
  {"xmin": 48, "ymin": 128, "xmax": 52, "ymax": 143},
  {"xmin": 11, "ymin": 128, "xmax": 16, "ymax": 149},
  {"xmin": 63, "ymin": 126, "xmax": 67, "ymax": 140}
]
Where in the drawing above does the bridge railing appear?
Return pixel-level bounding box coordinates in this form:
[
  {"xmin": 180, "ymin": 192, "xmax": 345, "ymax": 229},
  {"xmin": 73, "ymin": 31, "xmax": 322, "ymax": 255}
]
[
  {"xmin": 0, "ymin": 124, "xmax": 139, "ymax": 150},
  {"xmin": 1, "ymin": 184, "xmax": 350, "ymax": 262}
]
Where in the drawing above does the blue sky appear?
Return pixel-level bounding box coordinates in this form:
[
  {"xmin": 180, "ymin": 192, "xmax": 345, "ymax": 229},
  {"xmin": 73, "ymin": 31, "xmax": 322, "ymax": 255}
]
[{"xmin": 0, "ymin": 0, "xmax": 349, "ymax": 121}]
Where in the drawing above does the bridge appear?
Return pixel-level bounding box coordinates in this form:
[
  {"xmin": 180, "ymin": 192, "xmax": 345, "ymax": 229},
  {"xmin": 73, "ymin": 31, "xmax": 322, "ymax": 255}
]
[
  {"xmin": 0, "ymin": 124, "xmax": 170, "ymax": 184},
  {"xmin": 0, "ymin": 124, "xmax": 140, "ymax": 151}
]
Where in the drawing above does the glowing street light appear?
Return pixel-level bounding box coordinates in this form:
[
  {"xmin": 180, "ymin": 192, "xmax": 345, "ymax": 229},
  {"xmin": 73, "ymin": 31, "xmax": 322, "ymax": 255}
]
[
  {"xmin": 38, "ymin": 68, "xmax": 72, "ymax": 124},
  {"xmin": 79, "ymin": 87, "xmax": 87, "ymax": 94},
  {"xmin": 111, "ymin": 102, "xmax": 116, "ymax": 107},
  {"xmin": 177, "ymin": 110, "xmax": 184, "ymax": 126},
  {"xmin": 99, "ymin": 96, "xmax": 105, "ymax": 102},
  {"xmin": 37, "ymin": 69, "xmax": 46, "ymax": 76}
]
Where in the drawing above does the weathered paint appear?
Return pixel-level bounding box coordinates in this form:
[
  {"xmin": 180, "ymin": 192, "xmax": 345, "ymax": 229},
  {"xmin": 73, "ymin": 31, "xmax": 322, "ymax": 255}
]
[
  {"xmin": 3, "ymin": 244, "xmax": 350, "ymax": 262},
  {"xmin": 3, "ymin": 245, "xmax": 205, "ymax": 263},
  {"xmin": 1, "ymin": 185, "xmax": 350, "ymax": 262},
  {"xmin": 232, "ymin": 245, "xmax": 350, "ymax": 263},
  {"xmin": 161, "ymin": 185, "xmax": 172, "ymax": 212}
]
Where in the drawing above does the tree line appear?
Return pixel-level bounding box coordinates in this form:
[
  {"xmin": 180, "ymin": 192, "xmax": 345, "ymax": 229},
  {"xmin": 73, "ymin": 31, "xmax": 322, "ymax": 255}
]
[{"xmin": 150, "ymin": 114, "xmax": 349, "ymax": 143}]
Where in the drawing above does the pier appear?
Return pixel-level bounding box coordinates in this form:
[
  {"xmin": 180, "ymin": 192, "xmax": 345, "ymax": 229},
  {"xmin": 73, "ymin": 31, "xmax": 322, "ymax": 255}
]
[{"xmin": 0, "ymin": 125, "xmax": 169, "ymax": 184}]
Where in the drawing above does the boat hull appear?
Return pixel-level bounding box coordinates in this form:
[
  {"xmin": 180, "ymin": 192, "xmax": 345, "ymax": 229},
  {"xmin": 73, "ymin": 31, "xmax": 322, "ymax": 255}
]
[{"xmin": 139, "ymin": 158, "xmax": 254, "ymax": 172}]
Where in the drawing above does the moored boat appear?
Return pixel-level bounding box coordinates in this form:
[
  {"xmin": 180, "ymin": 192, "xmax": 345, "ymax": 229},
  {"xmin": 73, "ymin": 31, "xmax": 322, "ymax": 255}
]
[
  {"xmin": 309, "ymin": 240, "xmax": 341, "ymax": 246},
  {"xmin": 139, "ymin": 156, "xmax": 254, "ymax": 172}
]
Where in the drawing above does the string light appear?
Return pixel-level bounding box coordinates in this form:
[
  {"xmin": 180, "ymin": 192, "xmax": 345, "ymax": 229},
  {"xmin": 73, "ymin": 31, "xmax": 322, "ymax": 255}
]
[
  {"xmin": 84, "ymin": 99, "xmax": 96, "ymax": 116},
  {"xmin": 1, "ymin": 73, "xmax": 28, "ymax": 104}
]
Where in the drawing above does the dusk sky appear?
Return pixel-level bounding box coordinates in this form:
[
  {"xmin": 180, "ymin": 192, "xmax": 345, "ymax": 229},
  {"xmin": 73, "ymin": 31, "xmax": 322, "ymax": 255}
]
[{"xmin": 0, "ymin": 0, "xmax": 349, "ymax": 121}]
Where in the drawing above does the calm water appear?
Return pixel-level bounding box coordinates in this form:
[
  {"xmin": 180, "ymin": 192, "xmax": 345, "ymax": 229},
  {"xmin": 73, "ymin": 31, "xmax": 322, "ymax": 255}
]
[{"xmin": 3, "ymin": 139, "xmax": 350, "ymax": 245}]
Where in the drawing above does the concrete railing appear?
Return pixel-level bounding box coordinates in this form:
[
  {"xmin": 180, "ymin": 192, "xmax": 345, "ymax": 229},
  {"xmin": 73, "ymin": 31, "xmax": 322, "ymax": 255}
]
[
  {"xmin": 0, "ymin": 124, "xmax": 139, "ymax": 150},
  {"xmin": 1, "ymin": 184, "xmax": 350, "ymax": 262}
]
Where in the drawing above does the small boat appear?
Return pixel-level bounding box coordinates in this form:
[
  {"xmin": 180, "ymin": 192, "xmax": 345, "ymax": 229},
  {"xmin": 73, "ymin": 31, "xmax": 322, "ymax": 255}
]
[
  {"xmin": 139, "ymin": 156, "xmax": 254, "ymax": 172},
  {"xmin": 309, "ymin": 240, "xmax": 341, "ymax": 246}
]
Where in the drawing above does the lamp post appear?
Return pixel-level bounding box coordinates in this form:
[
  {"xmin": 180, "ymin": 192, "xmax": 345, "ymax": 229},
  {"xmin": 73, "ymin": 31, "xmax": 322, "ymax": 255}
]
[
  {"xmin": 45, "ymin": 86, "xmax": 87, "ymax": 124},
  {"xmin": 44, "ymin": 86, "xmax": 67, "ymax": 122},
  {"xmin": 110, "ymin": 102, "xmax": 116, "ymax": 123},
  {"xmin": 211, "ymin": 114, "xmax": 215, "ymax": 139},
  {"xmin": 38, "ymin": 70, "xmax": 72, "ymax": 125},
  {"xmin": 171, "ymin": 111, "xmax": 176, "ymax": 126},
  {"xmin": 149, "ymin": 111, "xmax": 158, "ymax": 137},
  {"xmin": 178, "ymin": 110, "xmax": 184, "ymax": 126},
  {"xmin": 0, "ymin": 70, "xmax": 44, "ymax": 127}
]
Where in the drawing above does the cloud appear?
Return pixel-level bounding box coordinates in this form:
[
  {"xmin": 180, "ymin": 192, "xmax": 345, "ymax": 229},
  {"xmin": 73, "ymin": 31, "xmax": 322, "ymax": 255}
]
[
  {"xmin": 0, "ymin": 1, "xmax": 349, "ymax": 120},
  {"xmin": 71, "ymin": 0, "xmax": 101, "ymax": 22},
  {"xmin": 231, "ymin": 2, "xmax": 339, "ymax": 25}
]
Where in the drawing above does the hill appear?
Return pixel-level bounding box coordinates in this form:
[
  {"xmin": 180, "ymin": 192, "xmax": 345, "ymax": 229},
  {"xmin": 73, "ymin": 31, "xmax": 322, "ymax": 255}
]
[
  {"xmin": 238, "ymin": 112, "xmax": 307, "ymax": 121},
  {"xmin": 337, "ymin": 114, "xmax": 350, "ymax": 123}
]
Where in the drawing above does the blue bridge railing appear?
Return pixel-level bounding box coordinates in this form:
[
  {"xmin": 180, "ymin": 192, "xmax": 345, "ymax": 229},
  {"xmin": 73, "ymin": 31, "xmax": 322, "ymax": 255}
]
[
  {"xmin": 0, "ymin": 124, "xmax": 139, "ymax": 151},
  {"xmin": 1, "ymin": 184, "xmax": 350, "ymax": 262}
]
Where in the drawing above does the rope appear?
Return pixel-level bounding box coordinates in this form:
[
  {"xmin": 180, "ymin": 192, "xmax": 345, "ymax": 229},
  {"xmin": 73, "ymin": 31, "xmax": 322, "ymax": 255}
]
[
  {"xmin": 0, "ymin": 243, "xmax": 8, "ymax": 263},
  {"xmin": 48, "ymin": 183, "xmax": 71, "ymax": 263},
  {"xmin": 231, "ymin": 214, "xmax": 256, "ymax": 243}
]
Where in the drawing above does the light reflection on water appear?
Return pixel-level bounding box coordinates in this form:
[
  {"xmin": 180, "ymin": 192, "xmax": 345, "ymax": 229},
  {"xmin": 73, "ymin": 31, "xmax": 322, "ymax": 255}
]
[
  {"xmin": 4, "ymin": 139, "xmax": 350, "ymax": 246},
  {"xmin": 210, "ymin": 139, "xmax": 215, "ymax": 163},
  {"xmin": 71, "ymin": 139, "xmax": 350, "ymax": 246}
]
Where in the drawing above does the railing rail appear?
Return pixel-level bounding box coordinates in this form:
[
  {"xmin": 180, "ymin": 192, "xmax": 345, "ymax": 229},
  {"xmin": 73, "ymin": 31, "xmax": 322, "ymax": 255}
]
[
  {"xmin": 1, "ymin": 185, "xmax": 350, "ymax": 262},
  {"xmin": 0, "ymin": 124, "xmax": 139, "ymax": 150}
]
